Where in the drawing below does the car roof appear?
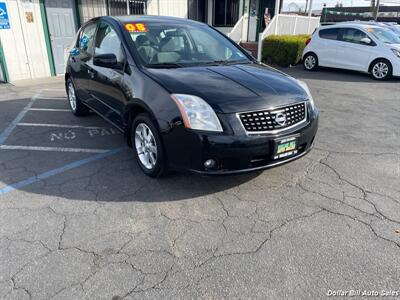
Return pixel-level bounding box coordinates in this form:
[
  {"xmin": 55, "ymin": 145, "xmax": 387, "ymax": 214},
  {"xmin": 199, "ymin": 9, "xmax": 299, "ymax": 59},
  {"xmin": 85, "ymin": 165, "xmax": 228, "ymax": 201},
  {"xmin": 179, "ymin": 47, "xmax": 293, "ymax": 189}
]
[
  {"xmin": 318, "ymin": 23, "xmax": 382, "ymax": 31},
  {"xmin": 109, "ymin": 15, "xmax": 205, "ymax": 26}
]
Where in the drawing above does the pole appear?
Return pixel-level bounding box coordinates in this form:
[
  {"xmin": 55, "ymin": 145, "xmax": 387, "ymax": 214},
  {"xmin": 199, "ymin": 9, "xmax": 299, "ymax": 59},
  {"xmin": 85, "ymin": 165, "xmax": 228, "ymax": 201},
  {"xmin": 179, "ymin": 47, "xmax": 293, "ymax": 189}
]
[
  {"xmin": 374, "ymin": 0, "xmax": 380, "ymax": 21},
  {"xmin": 157, "ymin": 0, "xmax": 160, "ymax": 15},
  {"xmin": 127, "ymin": 0, "xmax": 130, "ymax": 15},
  {"xmin": 308, "ymin": 0, "xmax": 313, "ymax": 16},
  {"xmin": 105, "ymin": 0, "xmax": 110, "ymax": 16}
]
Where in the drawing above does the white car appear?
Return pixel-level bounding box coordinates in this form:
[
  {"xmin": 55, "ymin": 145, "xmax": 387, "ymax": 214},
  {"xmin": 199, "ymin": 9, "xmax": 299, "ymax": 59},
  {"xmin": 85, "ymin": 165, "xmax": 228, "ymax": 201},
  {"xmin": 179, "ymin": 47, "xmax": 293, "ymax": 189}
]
[{"xmin": 302, "ymin": 23, "xmax": 400, "ymax": 80}]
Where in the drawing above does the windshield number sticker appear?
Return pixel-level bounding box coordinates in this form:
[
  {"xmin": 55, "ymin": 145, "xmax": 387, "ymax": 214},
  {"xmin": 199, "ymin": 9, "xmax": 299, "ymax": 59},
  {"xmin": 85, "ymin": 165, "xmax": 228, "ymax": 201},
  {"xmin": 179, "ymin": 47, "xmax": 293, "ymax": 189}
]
[{"xmin": 125, "ymin": 23, "xmax": 147, "ymax": 33}]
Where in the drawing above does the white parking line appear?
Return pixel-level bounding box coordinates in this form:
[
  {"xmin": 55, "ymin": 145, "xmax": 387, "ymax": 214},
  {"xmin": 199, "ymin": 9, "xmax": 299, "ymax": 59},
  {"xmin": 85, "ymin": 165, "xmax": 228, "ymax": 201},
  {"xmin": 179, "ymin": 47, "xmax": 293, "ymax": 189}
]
[
  {"xmin": 27, "ymin": 108, "xmax": 70, "ymax": 112},
  {"xmin": 36, "ymin": 96, "xmax": 67, "ymax": 100},
  {"xmin": 0, "ymin": 145, "xmax": 109, "ymax": 153},
  {"xmin": 17, "ymin": 123, "xmax": 109, "ymax": 130},
  {"xmin": 0, "ymin": 91, "xmax": 42, "ymax": 144}
]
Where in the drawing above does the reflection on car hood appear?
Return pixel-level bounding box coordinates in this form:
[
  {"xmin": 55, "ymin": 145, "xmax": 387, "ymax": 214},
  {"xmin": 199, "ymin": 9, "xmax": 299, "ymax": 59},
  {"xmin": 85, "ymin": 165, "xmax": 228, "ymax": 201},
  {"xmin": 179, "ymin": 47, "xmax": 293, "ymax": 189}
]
[
  {"xmin": 144, "ymin": 63, "xmax": 308, "ymax": 113},
  {"xmin": 390, "ymin": 43, "xmax": 400, "ymax": 50}
]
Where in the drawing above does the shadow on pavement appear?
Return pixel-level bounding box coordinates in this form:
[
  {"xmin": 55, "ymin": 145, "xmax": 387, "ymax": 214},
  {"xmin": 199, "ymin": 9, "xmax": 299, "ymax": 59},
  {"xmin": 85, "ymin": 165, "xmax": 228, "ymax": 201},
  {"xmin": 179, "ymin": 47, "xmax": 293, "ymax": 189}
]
[{"xmin": 0, "ymin": 98, "xmax": 260, "ymax": 202}]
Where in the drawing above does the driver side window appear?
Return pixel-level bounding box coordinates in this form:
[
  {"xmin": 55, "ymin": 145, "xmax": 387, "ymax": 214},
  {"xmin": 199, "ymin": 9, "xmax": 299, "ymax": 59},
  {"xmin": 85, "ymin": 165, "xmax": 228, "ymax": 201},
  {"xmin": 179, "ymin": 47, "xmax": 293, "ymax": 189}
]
[
  {"xmin": 339, "ymin": 28, "xmax": 369, "ymax": 45},
  {"xmin": 95, "ymin": 23, "xmax": 125, "ymax": 63}
]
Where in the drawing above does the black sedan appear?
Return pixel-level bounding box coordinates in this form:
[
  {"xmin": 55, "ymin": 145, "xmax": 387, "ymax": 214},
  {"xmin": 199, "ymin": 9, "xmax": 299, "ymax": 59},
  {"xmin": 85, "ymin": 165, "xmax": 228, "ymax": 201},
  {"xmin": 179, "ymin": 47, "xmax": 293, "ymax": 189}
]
[{"xmin": 65, "ymin": 16, "xmax": 319, "ymax": 177}]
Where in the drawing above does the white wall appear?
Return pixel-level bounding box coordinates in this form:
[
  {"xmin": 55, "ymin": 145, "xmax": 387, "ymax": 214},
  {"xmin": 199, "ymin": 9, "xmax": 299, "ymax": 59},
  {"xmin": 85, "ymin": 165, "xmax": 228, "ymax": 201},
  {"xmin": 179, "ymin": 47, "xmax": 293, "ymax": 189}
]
[
  {"xmin": 0, "ymin": 0, "xmax": 50, "ymax": 81},
  {"xmin": 79, "ymin": 0, "xmax": 107, "ymax": 23},
  {"xmin": 147, "ymin": 0, "xmax": 188, "ymax": 18}
]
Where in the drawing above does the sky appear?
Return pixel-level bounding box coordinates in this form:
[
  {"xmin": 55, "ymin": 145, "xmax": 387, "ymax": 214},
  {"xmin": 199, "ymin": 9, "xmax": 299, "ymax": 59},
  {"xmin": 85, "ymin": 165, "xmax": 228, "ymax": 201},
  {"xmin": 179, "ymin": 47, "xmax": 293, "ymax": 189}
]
[{"xmin": 282, "ymin": 0, "xmax": 400, "ymax": 11}]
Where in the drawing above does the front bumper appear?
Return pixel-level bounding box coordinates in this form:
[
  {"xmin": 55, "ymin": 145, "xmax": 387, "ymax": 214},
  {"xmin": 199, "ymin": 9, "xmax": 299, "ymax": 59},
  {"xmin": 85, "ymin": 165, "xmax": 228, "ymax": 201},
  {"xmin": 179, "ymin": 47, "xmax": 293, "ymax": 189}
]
[
  {"xmin": 162, "ymin": 107, "xmax": 319, "ymax": 175},
  {"xmin": 392, "ymin": 59, "xmax": 400, "ymax": 77}
]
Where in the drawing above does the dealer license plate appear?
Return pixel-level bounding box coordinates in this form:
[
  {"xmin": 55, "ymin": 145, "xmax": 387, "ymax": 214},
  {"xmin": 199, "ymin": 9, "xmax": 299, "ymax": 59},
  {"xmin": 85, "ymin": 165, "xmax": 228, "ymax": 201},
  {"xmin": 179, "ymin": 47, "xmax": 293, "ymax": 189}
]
[{"xmin": 273, "ymin": 137, "xmax": 298, "ymax": 160}]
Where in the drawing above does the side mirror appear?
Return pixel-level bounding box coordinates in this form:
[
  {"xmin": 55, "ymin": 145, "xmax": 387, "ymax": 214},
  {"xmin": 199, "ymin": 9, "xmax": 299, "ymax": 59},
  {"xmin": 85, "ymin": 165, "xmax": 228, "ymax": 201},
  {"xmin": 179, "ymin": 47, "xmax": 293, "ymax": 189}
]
[
  {"xmin": 93, "ymin": 53, "xmax": 123, "ymax": 69},
  {"xmin": 360, "ymin": 37, "xmax": 372, "ymax": 45}
]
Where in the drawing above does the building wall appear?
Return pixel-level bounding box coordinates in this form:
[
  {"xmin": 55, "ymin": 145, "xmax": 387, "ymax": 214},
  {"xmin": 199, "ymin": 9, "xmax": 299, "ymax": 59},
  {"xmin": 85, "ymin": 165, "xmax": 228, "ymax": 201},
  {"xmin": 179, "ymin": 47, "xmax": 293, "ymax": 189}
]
[
  {"xmin": 147, "ymin": 0, "xmax": 188, "ymax": 18},
  {"xmin": 79, "ymin": 0, "xmax": 107, "ymax": 24},
  {"xmin": 0, "ymin": 0, "xmax": 51, "ymax": 82}
]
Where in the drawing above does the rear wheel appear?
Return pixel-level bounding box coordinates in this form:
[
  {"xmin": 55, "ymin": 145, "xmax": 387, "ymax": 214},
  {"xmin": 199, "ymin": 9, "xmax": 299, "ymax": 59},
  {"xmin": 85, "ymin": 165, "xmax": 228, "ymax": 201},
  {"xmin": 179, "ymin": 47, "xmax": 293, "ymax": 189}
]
[
  {"xmin": 132, "ymin": 113, "xmax": 167, "ymax": 177},
  {"xmin": 67, "ymin": 78, "xmax": 90, "ymax": 116},
  {"xmin": 370, "ymin": 59, "xmax": 392, "ymax": 81},
  {"xmin": 303, "ymin": 53, "xmax": 318, "ymax": 71}
]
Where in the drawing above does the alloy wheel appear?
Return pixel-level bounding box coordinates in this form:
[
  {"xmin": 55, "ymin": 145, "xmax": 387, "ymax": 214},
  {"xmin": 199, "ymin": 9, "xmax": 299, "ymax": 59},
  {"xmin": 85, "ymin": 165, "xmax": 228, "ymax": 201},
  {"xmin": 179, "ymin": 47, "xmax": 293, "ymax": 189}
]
[
  {"xmin": 304, "ymin": 55, "xmax": 316, "ymax": 70},
  {"xmin": 135, "ymin": 123, "xmax": 158, "ymax": 170},
  {"xmin": 68, "ymin": 81, "xmax": 77, "ymax": 111},
  {"xmin": 372, "ymin": 62, "xmax": 389, "ymax": 79}
]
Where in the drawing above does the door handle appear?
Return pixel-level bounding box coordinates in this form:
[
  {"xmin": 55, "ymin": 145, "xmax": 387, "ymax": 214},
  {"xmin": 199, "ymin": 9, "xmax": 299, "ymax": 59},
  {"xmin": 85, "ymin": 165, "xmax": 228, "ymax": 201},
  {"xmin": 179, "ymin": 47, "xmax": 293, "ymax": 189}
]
[{"xmin": 88, "ymin": 68, "xmax": 96, "ymax": 79}]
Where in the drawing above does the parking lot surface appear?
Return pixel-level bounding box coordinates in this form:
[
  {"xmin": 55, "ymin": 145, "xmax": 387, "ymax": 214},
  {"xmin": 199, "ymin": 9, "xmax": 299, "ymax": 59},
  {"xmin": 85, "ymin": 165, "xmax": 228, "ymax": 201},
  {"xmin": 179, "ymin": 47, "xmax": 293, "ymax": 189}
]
[{"xmin": 0, "ymin": 68, "xmax": 399, "ymax": 299}]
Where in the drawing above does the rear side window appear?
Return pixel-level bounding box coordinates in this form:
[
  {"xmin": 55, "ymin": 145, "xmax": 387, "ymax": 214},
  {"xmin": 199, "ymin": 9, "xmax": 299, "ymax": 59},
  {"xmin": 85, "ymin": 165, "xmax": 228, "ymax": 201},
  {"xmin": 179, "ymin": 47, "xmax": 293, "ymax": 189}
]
[
  {"xmin": 339, "ymin": 28, "xmax": 368, "ymax": 44},
  {"xmin": 319, "ymin": 28, "xmax": 339, "ymax": 40},
  {"xmin": 78, "ymin": 23, "xmax": 97, "ymax": 57}
]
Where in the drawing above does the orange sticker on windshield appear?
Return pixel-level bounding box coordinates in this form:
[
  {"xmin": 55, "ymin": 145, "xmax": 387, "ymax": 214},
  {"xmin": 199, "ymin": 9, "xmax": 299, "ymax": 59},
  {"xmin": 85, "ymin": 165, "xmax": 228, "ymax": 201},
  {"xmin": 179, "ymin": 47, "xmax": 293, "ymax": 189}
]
[
  {"xmin": 366, "ymin": 28, "xmax": 374, "ymax": 32},
  {"xmin": 125, "ymin": 23, "xmax": 148, "ymax": 32}
]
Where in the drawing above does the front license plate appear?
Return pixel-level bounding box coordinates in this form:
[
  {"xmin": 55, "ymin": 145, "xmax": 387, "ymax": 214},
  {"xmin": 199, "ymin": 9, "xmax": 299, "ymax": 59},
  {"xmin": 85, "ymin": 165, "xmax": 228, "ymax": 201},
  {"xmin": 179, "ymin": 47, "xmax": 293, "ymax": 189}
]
[{"xmin": 273, "ymin": 136, "xmax": 298, "ymax": 160}]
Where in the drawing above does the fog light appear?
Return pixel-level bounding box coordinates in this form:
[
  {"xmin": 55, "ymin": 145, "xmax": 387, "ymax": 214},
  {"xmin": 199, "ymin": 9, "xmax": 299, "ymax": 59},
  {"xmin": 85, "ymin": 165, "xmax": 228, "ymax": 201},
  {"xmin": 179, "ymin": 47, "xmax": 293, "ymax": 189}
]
[{"xmin": 204, "ymin": 159, "xmax": 216, "ymax": 169}]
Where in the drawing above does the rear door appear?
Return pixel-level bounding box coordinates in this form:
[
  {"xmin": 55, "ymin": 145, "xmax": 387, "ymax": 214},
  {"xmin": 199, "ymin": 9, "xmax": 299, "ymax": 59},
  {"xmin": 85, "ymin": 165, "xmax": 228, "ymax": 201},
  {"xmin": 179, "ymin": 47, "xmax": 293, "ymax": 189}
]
[
  {"xmin": 90, "ymin": 22, "xmax": 127, "ymax": 129},
  {"xmin": 315, "ymin": 28, "xmax": 340, "ymax": 67},
  {"xmin": 335, "ymin": 28, "xmax": 374, "ymax": 72},
  {"xmin": 68, "ymin": 22, "xmax": 97, "ymax": 103}
]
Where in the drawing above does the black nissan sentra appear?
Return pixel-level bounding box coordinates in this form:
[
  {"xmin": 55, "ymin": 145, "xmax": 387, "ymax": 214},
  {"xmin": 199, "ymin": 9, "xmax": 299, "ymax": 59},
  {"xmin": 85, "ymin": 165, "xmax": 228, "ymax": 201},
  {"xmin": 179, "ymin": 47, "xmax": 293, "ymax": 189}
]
[{"xmin": 66, "ymin": 16, "xmax": 319, "ymax": 177}]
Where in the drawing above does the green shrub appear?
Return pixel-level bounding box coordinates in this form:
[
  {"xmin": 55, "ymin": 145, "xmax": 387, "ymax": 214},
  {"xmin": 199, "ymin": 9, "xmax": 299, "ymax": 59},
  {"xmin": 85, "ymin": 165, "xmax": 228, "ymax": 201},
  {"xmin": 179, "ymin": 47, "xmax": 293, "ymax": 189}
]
[{"xmin": 262, "ymin": 35, "xmax": 310, "ymax": 67}]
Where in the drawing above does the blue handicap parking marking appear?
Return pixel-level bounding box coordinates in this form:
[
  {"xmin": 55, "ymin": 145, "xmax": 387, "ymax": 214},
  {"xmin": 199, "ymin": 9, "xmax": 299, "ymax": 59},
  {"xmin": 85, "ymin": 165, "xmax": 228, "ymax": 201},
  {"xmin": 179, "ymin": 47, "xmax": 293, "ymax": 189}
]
[{"xmin": 0, "ymin": 2, "xmax": 10, "ymax": 30}]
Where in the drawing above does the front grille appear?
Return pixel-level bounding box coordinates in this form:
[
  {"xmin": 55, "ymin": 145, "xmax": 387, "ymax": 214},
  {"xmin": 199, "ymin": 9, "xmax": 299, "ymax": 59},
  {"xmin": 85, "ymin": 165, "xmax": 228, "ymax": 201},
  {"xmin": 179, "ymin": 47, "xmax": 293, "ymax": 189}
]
[{"xmin": 238, "ymin": 102, "xmax": 307, "ymax": 133}]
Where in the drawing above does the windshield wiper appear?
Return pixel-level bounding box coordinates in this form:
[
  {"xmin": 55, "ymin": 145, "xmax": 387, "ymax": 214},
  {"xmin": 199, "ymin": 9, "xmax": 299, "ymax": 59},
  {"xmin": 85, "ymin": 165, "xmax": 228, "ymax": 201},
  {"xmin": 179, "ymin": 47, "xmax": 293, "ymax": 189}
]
[
  {"xmin": 203, "ymin": 59, "xmax": 251, "ymax": 66},
  {"xmin": 145, "ymin": 63, "xmax": 184, "ymax": 69}
]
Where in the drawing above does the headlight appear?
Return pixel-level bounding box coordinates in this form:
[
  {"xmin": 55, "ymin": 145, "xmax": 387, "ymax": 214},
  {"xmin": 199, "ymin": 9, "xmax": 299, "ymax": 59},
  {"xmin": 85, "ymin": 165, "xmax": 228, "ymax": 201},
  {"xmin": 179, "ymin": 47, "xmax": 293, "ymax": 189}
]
[
  {"xmin": 297, "ymin": 80, "xmax": 315, "ymax": 111},
  {"xmin": 391, "ymin": 48, "xmax": 400, "ymax": 58},
  {"xmin": 171, "ymin": 94, "xmax": 223, "ymax": 132}
]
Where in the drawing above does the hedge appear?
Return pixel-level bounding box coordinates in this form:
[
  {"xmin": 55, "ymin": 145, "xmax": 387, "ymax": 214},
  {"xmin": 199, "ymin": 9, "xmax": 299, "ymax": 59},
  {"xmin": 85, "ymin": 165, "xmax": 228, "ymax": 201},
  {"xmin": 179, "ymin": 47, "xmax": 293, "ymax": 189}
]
[{"xmin": 261, "ymin": 34, "xmax": 310, "ymax": 67}]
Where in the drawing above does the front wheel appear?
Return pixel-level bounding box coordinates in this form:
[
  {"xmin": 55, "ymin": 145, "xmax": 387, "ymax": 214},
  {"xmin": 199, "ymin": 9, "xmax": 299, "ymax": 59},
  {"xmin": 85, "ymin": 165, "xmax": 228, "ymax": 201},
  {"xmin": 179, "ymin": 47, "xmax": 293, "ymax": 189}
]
[
  {"xmin": 303, "ymin": 53, "xmax": 318, "ymax": 71},
  {"xmin": 67, "ymin": 78, "xmax": 90, "ymax": 116},
  {"xmin": 370, "ymin": 59, "xmax": 392, "ymax": 81},
  {"xmin": 132, "ymin": 113, "xmax": 167, "ymax": 177}
]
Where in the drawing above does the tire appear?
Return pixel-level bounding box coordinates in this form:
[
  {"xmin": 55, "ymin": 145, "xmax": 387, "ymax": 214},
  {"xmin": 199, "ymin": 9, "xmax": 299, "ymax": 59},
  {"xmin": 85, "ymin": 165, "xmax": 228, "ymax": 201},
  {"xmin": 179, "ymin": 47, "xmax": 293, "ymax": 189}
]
[
  {"xmin": 370, "ymin": 59, "xmax": 392, "ymax": 81},
  {"xmin": 303, "ymin": 53, "xmax": 318, "ymax": 71},
  {"xmin": 131, "ymin": 113, "xmax": 167, "ymax": 177},
  {"xmin": 66, "ymin": 78, "xmax": 90, "ymax": 116}
]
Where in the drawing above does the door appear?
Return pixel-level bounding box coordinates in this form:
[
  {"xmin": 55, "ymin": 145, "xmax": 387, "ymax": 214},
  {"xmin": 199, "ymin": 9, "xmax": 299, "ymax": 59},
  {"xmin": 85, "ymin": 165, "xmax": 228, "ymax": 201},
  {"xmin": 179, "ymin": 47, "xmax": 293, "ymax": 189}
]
[
  {"xmin": 335, "ymin": 28, "xmax": 374, "ymax": 72},
  {"xmin": 90, "ymin": 22, "xmax": 126, "ymax": 129},
  {"xmin": 248, "ymin": 0, "xmax": 259, "ymax": 42},
  {"xmin": 68, "ymin": 22, "xmax": 97, "ymax": 103},
  {"xmin": 45, "ymin": 0, "xmax": 77, "ymax": 74},
  {"xmin": 315, "ymin": 27, "xmax": 341, "ymax": 67}
]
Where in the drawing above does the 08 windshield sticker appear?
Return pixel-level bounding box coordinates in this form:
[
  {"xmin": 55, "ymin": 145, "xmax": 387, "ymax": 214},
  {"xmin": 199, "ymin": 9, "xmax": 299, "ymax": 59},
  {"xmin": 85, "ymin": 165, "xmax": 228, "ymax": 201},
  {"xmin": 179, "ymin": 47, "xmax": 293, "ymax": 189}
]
[{"xmin": 125, "ymin": 23, "xmax": 148, "ymax": 33}]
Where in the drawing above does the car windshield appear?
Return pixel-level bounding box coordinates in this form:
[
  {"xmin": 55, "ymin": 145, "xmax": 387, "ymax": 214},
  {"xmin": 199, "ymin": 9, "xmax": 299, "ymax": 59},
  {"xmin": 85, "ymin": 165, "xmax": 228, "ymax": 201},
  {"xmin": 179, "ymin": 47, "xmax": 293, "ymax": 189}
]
[
  {"xmin": 368, "ymin": 27, "xmax": 400, "ymax": 44},
  {"xmin": 388, "ymin": 26, "xmax": 400, "ymax": 37},
  {"xmin": 124, "ymin": 22, "xmax": 251, "ymax": 67}
]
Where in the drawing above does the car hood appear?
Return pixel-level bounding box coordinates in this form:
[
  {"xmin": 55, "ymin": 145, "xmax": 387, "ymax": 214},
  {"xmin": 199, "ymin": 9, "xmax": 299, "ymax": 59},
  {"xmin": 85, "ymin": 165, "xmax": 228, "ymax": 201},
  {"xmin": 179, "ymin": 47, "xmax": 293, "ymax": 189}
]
[
  {"xmin": 144, "ymin": 63, "xmax": 308, "ymax": 114},
  {"xmin": 390, "ymin": 43, "xmax": 400, "ymax": 50}
]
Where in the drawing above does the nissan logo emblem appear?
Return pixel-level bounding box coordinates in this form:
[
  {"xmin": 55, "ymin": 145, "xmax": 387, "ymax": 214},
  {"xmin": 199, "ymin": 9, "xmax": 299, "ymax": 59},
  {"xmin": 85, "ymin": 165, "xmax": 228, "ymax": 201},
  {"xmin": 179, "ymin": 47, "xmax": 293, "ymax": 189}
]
[{"xmin": 275, "ymin": 112, "xmax": 287, "ymax": 126}]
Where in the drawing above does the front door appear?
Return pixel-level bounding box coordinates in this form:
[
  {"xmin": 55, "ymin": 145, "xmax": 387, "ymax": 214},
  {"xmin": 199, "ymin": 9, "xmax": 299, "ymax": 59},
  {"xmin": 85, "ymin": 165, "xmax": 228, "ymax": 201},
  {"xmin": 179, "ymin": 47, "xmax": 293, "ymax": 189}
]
[
  {"xmin": 90, "ymin": 22, "xmax": 126, "ymax": 129},
  {"xmin": 248, "ymin": 0, "xmax": 259, "ymax": 42},
  {"xmin": 45, "ymin": 0, "xmax": 77, "ymax": 74},
  {"xmin": 335, "ymin": 28, "xmax": 373, "ymax": 72}
]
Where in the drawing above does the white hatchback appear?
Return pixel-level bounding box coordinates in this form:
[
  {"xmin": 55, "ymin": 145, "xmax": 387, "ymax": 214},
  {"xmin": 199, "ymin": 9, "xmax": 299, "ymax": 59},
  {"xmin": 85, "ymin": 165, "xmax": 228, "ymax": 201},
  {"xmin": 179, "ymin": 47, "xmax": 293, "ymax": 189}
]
[{"xmin": 302, "ymin": 23, "xmax": 400, "ymax": 80}]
